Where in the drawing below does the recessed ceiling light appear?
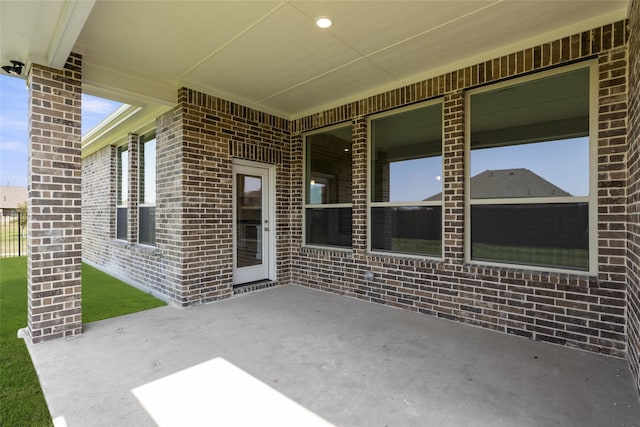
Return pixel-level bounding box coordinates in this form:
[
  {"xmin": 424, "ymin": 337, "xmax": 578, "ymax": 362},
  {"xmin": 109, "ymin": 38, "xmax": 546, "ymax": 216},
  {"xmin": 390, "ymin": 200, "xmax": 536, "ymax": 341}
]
[{"xmin": 315, "ymin": 17, "xmax": 332, "ymax": 29}]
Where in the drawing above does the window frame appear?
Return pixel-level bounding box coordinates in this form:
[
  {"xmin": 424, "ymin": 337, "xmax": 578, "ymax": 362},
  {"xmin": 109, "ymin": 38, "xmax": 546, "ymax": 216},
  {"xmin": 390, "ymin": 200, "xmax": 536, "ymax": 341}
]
[
  {"xmin": 116, "ymin": 144, "xmax": 128, "ymax": 241},
  {"xmin": 367, "ymin": 99, "xmax": 445, "ymax": 260},
  {"xmin": 302, "ymin": 121, "xmax": 353, "ymax": 250},
  {"xmin": 138, "ymin": 132, "xmax": 156, "ymax": 247},
  {"xmin": 464, "ymin": 61, "xmax": 598, "ymax": 274}
]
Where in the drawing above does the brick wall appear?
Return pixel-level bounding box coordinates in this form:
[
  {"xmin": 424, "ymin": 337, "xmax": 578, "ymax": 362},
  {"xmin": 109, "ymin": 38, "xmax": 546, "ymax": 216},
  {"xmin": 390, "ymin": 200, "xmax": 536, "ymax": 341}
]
[
  {"xmin": 83, "ymin": 89, "xmax": 291, "ymax": 305},
  {"xmin": 627, "ymin": 0, "xmax": 640, "ymax": 395},
  {"xmin": 175, "ymin": 89, "xmax": 291, "ymax": 303},
  {"xmin": 83, "ymin": 145, "xmax": 171, "ymax": 301},
  {"xmin": 28, "ymin": 53, "xmax": 83, "ymax": 342},
  {"xmin": 81, "ymin": 19, "xmax": 635, "ymax": 361},
  {"xmin": 291, "ymin": 21, "xmax": 630, "ymax": 357}
]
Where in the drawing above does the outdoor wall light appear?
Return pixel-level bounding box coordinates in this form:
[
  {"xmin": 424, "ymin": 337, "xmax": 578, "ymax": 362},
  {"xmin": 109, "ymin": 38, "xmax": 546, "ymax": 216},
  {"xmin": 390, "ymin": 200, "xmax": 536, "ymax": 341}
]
[{"xmin": 2, "ymin": 60, "xmax": 24, "ymax": 76}]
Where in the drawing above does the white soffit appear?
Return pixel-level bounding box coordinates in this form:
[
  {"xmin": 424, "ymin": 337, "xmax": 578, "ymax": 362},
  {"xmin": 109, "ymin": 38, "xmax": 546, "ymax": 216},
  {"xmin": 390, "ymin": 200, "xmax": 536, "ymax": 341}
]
[
  {"xmin": 0, "ymin": 0, "xmax": 95, "ymax": 71},
  {"xmin": 78, "ymin": 0, "xmax": 628, "ymax": 119},
  {"xmin": 183, "ymin": 4, "xmax": 365, "ymax": 103},
  {"xmin": 2, "ymin": 0, "xmax": 630, "ymax": 120}
]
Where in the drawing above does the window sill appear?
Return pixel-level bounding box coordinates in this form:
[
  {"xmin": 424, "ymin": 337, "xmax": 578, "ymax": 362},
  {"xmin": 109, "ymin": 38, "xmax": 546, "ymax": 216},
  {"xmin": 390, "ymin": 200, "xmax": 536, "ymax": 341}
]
[
  {"xmin": 300, "ymin": 245, "xmax": 353, "ymax": 256},
  {"xmin": 368, "ymin": 250, "xmax": 443, "ymax": 263},
  {"xmin": 110, "ymin": 239, "xmax": 161, "ymax": 256},
  {"xmin": 463, "ymin": 259, "xmax": 596, "ymax": 278}
]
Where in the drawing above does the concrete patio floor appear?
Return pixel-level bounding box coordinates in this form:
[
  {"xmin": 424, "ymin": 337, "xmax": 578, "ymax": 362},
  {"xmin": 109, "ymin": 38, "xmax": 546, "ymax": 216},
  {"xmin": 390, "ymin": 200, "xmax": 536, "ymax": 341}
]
[{"xmin": 25, "ymin": 285, "xmax": 640, "ymax": 427}]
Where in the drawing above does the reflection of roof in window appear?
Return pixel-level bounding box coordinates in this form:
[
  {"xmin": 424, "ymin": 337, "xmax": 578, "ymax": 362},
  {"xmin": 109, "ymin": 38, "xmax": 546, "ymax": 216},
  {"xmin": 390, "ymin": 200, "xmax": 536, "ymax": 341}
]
[{"xmin": 424, "ymin": 168, "xmax": 571, "ymax": 201}]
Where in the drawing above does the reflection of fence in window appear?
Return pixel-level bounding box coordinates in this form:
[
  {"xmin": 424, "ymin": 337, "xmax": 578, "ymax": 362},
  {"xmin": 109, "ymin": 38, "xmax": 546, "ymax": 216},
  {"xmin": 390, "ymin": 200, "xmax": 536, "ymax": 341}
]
[
  {"xmin": 371, "ymin": 206, "xmax": 442, "ymax": 257},
  {"xmin": 369, "ymin": 100, "xmax": 443, "ymax": 257},
  {"xmin": 0, "ymin": 211, "xmax": 26, "ymax": 257},
  {"xmin": 305, "ymin": 208, "xmax": 352, "ymax": 247},
  {"xmin": 471, "ymin": 203, "xmax": 589, "ymax": 270},
  {"xmin": 468, "ymin": 64, "xmax": 592, "ymax": 271}
]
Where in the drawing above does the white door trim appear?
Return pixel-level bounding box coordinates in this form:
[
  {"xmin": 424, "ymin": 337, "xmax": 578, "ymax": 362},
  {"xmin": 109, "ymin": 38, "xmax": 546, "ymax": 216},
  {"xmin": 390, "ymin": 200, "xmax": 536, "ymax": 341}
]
[{"xmin": 232, "ymin": 159, "xmax": 276, "ymax": 285}]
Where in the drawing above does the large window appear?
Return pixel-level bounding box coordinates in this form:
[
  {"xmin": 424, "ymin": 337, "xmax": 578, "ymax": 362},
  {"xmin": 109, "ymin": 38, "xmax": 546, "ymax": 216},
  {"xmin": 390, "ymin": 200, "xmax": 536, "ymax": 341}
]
[
  {"xmin": 370, "ymin": 101, "xmax": 443, "ymax": 257},
  {"xmin": 304, "ymin": 124, "xmax": 352, "ymax": 248},
  {"xmin": 139, "ymin": 135, "xmax": 156, "ymax": 245},
  {"xmin": 116, "ymin": 146, "xmax": 128, "ymax": 240},
  {"xmin": 467, "ymin": 64, "xmax": 593, "ymax": 271}
]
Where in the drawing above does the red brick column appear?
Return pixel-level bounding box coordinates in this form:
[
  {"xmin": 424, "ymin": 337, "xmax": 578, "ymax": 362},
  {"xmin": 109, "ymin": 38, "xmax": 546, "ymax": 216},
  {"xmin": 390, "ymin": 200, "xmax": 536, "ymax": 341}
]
[{"xmin": 27, "ymin": 53, "xmax": 83, "ymax": 342}]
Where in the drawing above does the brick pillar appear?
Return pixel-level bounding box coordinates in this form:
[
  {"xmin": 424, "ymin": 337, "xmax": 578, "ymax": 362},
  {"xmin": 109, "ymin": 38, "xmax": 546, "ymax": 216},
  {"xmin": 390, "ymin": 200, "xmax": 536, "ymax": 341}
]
[
  {"xmin": 128, "ymin": 133, "xmax": 139, "ymax": 243},
  {"xmin": 27, "ymin": 53, "xmax": 83, "ymax": 343},
  {"xmin": 597, "ymin": 47, "xmax": 628, "ymax": 285},
  {"xmin": 290, "ymin": 134, "xmax": 304, "ymax": 252},
  {"xmin": 443, "ymin": 91, "xmax": 465, "ymax": 263},
  {"xmin": 351, "ymin": 116, "xmax": 367, "ymax": 256}
]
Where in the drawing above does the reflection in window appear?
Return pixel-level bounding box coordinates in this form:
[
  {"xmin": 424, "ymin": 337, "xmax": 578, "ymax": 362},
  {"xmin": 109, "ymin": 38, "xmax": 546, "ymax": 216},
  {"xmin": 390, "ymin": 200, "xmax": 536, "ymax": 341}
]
[
  {"xmin": 309, "ymin": 176, "xmax": 330, "ymax": 205},
  {"xmin": 304, "ymin": 124, "xmax": 352, "ymax": 248},
  {"xmin": 139, "ymin": 137, "xmax": 156, "ymax": 245},
  {"xmin": 305, "ymin": 208, "xmax": 352, "ymax": 247},
  {"xmin": 116, "ymin": 146, "xmax": 128, "ymax": 240},
  {"xmin": 471, "ymin": 138, "xmax": 589, "ymax": 198},
  {"xmin": 236, "ymin": 174, "xmax": 263, "ymax": 268},
  {"xmin": 370, "ymin": 102, "xmax": 443, "ymax": 256},
  {"xmin": 371, "ymin": 206, "xmax": 442, "ymax": 256},
  {"xmin": 469, "ymin": 66, "xmax": 591, "ymax": 270},
  {"xmin": 472, "ymin": 204, "xmax": 588, "ymax": 270}
]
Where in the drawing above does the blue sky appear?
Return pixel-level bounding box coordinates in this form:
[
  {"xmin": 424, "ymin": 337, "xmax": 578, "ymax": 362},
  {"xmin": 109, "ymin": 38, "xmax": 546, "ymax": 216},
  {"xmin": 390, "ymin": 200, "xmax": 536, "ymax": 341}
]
[{"xmin": 0, "ymin": 74, "xmax": 122, "ymax": 188}]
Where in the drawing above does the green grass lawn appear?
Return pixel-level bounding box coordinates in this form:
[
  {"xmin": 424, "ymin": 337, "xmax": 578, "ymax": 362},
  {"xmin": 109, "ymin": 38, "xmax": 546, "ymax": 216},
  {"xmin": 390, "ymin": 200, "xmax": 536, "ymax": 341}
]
[{"xmin": 0, "ymin": 257, "xmax": 166, "ymax": 426}]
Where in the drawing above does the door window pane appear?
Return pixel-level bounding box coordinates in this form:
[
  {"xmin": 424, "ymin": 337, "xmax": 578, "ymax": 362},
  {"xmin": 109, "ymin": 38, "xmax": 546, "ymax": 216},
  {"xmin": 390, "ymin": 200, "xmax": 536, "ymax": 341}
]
[{"xmin": 236, "ymin": 174, "xmax": 263, "ymax": 268}]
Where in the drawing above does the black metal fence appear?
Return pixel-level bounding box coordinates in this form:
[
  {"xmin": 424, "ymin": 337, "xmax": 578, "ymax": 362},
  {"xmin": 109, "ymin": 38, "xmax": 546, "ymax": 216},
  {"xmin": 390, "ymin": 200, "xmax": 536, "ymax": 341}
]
[{"xmin": 1, "ymin": 211, "xmax": 26, "ymax": 258}]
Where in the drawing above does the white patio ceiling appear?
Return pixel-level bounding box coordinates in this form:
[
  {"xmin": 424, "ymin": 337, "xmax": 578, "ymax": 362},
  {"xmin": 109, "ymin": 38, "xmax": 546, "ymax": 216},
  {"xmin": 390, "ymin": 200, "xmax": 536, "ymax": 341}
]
[{"xmin": 1, "ymin": 0, "xmax": 630, "ymax": 121}]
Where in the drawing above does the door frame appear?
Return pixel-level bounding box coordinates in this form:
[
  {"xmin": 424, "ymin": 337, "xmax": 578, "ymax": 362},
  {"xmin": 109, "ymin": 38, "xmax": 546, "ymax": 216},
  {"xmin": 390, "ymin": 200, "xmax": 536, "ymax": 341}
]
[{"xmin": 232, "ymin": 159, "xmax": 276, "ymax": 285}]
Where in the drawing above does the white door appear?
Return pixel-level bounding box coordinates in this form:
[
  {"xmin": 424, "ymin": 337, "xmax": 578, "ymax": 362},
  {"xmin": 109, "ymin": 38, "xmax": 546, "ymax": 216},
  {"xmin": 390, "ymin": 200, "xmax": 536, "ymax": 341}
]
[{"xmin": 233, "ymin": 161, "xmax": 274, "ymax": 285}]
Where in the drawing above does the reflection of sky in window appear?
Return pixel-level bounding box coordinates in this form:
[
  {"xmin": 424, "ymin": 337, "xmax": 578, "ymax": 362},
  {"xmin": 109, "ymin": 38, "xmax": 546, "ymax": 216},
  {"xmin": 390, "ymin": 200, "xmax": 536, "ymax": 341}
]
[
  {"xmin": 120, "ymin": 150, "xmax": 128, "ymax": 205},
  {"xmin": 144, "ymin": 140, "xmax": 156, "ymax": 204},
  {"xmin": 390, "ymin": 156, "xmax": 442, "ymax": 202},
  {"xmin": 471, "ymin": 137, "xmax": 589, "ymax": 196}
]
